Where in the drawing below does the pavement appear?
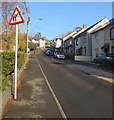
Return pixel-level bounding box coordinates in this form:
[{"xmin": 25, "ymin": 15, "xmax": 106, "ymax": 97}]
[
  {"xmin": 63, "ymin": 59, "xmax": 113, "ymax": 83},
  {"xmin": 2, "ymin": 54, "xmax": 62, "ymax": 119}
]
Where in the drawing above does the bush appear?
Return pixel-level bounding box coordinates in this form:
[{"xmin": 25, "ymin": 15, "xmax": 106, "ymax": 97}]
[
  {"xmin": 28, "ymin": 42, "xmax": 36, "ymax": 51},
  {"xmin": 18, "ymin": 52, "xmax": 27, "ymax": 69},
  {"xmin": 2, "ymin": 51, "xmax": 27, "ymax": 90},
  {"xmin": 2, "ymin": 52, "xmax": 15, "ymax": 76}
]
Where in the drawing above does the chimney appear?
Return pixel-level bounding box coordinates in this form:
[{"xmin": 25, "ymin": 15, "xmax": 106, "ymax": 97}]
[{"xmin": 83, "ymin": 24, "xmax": 87, "ymax": 28}]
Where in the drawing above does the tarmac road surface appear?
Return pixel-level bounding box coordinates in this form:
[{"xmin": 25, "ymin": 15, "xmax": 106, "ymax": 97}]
[{"xmin": 36, "ymin": 51, "xmax": 112, "ymax": 118}]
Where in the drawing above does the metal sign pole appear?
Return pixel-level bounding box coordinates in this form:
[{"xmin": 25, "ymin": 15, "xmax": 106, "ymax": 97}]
[
  {"xmin": 27, "ymin": 22, "xmax": 29, "ymax": 53},
  {"xmin": 14, "ymin": 24, "xmax": 18, "ymax": 99},
  {"xmin": 9, "ymin": 5, "xmax": 25, "ymax": 100}
]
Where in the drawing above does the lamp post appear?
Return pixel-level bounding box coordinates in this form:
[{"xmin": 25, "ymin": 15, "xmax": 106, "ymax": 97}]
[
  {"xmin": 27, "ymin": 16, "xmax": 30, "ymax": 53},
  {"xmin": 27, "ymin": 18, "xmax": 43, "ymax": 53}
]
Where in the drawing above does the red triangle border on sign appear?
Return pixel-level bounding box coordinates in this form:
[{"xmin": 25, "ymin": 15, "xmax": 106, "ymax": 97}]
[{"xmin": 9, "ymin": 6, "xmax": 25, "ymax": 25}]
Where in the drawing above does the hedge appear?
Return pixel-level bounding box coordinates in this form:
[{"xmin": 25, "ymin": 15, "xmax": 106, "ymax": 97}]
[{"xmin": 2, "ymin": 51, "xmax": 27, "ymax": 91}]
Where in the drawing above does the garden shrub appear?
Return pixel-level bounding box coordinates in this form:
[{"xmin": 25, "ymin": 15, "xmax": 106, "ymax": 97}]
[{"xmin": 2, "ymin": 51, "xmax": 27, "ymax": 90}]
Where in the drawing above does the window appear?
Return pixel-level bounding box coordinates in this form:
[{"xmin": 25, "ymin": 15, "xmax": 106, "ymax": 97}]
[
  {"xmin": 84, "ymin": 47, "xmax": 86, "ymax": 54},
  {"xmin": 112, "ymin": 46, "xmax": 114, "ymax": 53},
  {"xmin": 76, "ymin": 39, "xmax": 78, "ymax": 46},
  {"xmin": 70, "ymin": 40, "xmax": 72, "ymax": 45},
  {"xmin": 110, "ymin": 27, "xmax": 114, "ymax": 40}
]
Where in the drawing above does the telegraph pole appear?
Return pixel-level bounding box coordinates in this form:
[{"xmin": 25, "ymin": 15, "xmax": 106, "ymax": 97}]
[{"xmin": 27, "ymin": 16, "xmax": 30, "ymax": 53}]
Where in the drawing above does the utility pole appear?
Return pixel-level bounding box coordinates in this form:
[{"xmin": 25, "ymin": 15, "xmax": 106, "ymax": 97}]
[{"xmin": 27, "ymin": 16, "xmax": 30, "ymax": 53}]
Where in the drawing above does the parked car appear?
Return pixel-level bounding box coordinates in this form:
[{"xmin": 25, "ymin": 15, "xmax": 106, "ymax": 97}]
[
  {"xmin": 54, "ymin": 52, "xmax": 59, "ymax": 58},
  {"xmin": 93, "ymin": 53, "xmax": 114, "ymax": 66},
  {"xmin": 46, "ymin": 50, "xmax": 54, "ymax": 56},
  {"xmin": 54, "ymin": 52, "xmax": 65, "ymax": 59}
]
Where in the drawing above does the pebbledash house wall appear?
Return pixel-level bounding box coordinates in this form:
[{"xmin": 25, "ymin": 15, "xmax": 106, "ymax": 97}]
[
  {"xmin": 64, "ymin": 37, "xmax": 74, "ymax": 55},
  {"xmin": 104, "ymin": 23, "xmax": 114, "ymax": 53},
  {"xmin": 91, "ymin": 20, "xmax": 114, "ymax": 61},
  {"xmin": 55, "ymin": 39, "xmax": 62, "ymax": 48},
  {"xmin": 74, "ymin": 18, "xmax": 109, "ymax": 61},
  {"xmin": 91, "ymin": 30, "xmax": 105, "ymax": 61},
  {"xmin": 39, "ymin": 39, "xmax": 45, "ymax": 48},
  {"xmin": 74, "ymin": 34, "xmax": 92, "ymax": 61},
  {"xmin": 63, "ymin": 31, "xmax": 77, "ymax": 54}
]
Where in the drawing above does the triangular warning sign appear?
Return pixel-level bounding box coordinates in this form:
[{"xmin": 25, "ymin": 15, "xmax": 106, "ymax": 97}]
[{"xmin": 9, "ymin": 6, "xmax": 25, "ymax": 25}]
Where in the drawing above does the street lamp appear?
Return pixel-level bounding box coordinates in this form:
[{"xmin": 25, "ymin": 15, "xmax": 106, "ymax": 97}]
[
  {"xmin": 38, "ymin": 18, "xmax": 43, "ymax": 21},
  {"xmin": 26, "ymin": 16, "xmax": 30, "ymax": 53},
  {"xmin": 34, "ymin": 18, "xmax": 43, "ymax": 53}
]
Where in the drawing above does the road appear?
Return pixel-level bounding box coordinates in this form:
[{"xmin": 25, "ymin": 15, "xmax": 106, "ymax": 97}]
[{"xmin": 36, "ymin": 51, "xmax": 112, "ymax": 118}]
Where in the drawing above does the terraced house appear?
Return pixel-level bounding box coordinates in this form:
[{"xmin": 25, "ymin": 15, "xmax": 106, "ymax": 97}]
[
  {"xmin": 62, "ymin": 30, "xmax": 77, "ymax": 59},
  {"xmin": 91, "ymin": 18, "xmax": 114, "ymax": 60},
  {"xmin": 73, "ymin": 18, "xmax": 109, "ymax": 61},
  {"xmin": 56, "ymin": 18, "xmax": 113, "ymax": 62}
]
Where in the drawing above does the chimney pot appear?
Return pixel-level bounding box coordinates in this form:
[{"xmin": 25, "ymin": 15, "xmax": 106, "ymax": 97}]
[{"xmin": 83, "ymin": 24, "xmax": 87, "ymax": 28}]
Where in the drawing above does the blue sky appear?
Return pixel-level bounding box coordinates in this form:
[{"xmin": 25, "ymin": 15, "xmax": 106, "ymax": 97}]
[{"xmin": 27, "ymin": 2, "xmax": 112, "ymax": 40}]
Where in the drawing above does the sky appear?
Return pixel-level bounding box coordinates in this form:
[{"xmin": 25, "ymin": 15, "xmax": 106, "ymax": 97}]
[{"xmin": 27, "ymin": 2, "xmax": 112, "ymax": 40}]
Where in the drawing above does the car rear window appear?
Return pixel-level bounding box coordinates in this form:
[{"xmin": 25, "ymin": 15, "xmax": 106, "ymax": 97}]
[{"xmin": 106, "ymin": 53, "xmax": 114, "ymax": 57}]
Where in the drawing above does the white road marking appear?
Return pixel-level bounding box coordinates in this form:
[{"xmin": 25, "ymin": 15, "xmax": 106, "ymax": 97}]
[
  {"xmin": 91, "ymin": 75, "xmax": 113, "ymax": 83},
  {"xmin": 36, "ymin": 58, "xmax": 68, "ymax": 120}
]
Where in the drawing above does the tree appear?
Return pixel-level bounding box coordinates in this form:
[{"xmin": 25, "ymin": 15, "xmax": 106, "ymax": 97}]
[
  {"xmin": 28, "ymin": 42, "xmax": 36, "ymax": 51},
  {"xmin": 2, "ymin": 28, "xmax": 15, "ymax": 51},
  {"xmin": 58, "ymin": 31, "xmax": 72, "ymax": 38},
  {"xmin": 2, "ymin": 28, "xmax": 27, "ymax": 51},
  {"xmin": 1, "ymin": 1, "xmax": 31, "ymax": 51},
  {"xmin": 41, "ymin": 37, "xmax": 46, "ymax": 40},
  {"xmin": 58, "ymin": 34, "xmax": 65, "ymax": 38},
  {"xmin": 18, "ymin": 31, "xmax": 26, "ymax": 51},
  {"xmin": 34, "ymin": 32, "xmax": 41, "ymax": 41}
]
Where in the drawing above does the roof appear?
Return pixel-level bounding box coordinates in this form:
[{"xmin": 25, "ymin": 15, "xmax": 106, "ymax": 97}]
[
  {"xmin": 55, "ymin": 37, "xmax": 62, "ymax": 39},
  {"xmin": 91, "ymin": 18, "xmax": 114, "ymax": 34},
  {"xmin": 72, "ymin": 28, "xmax": 87, "ymax": 38},
  {"xmin": 62, "ymin": 31, "xmax": 77, "ymax": 41},
  {"xmin": 73, "ymin": 18, "xmax": 109, "ymax": 38},
  {"xmin": 55, "ymin": 38, "xmax": 63, "ymax": 41},
  {"xmin": 91, "ymin": 21, "xmax": 110, "ymax": 34},
  {"xmin": 73, "ymin": 23, "xmax": 97, "ymax": 39},
  {"xmin": 109, "ymin": 18, "xmax": 114, "ymax": 24},
  {"xmin": 73, "ymin": 20, "xmax": 100, "ymax": 39},
  {"xmin": 62, "ymin": 19, "xmax": 105, "ymax": 40}
]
